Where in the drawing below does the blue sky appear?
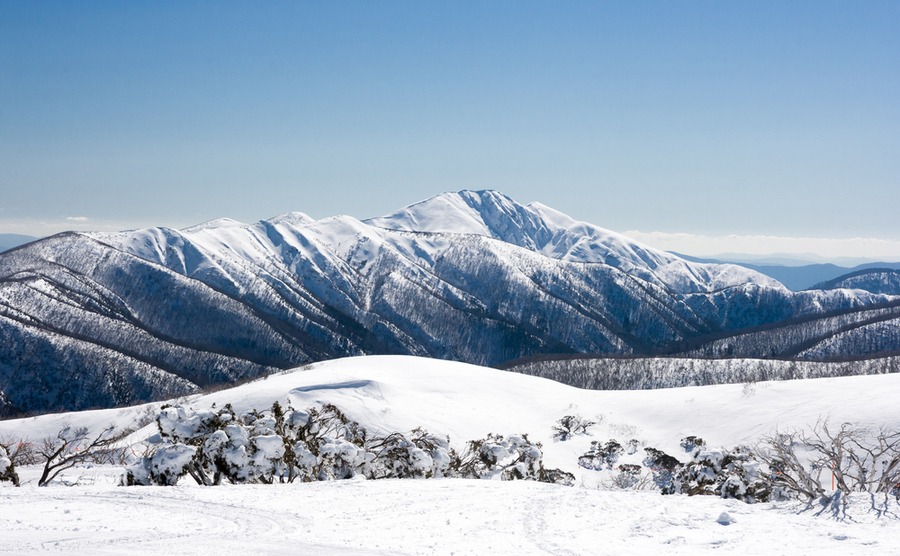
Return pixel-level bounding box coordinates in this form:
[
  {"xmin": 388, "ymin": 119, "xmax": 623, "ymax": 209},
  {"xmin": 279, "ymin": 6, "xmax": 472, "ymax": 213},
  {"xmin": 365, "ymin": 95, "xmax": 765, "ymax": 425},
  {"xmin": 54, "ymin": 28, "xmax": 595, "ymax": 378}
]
[{"xmin": 1, "ymin": 1, "xmax": 898, "ymax": 259}]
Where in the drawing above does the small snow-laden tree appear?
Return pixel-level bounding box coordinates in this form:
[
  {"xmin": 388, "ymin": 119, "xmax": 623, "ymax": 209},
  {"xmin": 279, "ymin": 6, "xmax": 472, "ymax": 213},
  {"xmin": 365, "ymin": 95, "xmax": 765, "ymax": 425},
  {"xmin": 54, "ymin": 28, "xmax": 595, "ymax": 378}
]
[
  {"xmin": 315, "ymin": 437, "xmax": 368, "ymax": 480},
  {"xmin": 578, "ymin": 439, "xmax": 624, "ymax": 471},
  {"xmin": 168, "ymin": 404, "xmax": 238, "ymax": 485},
  {"xmin": 0, "ymin": 444, "xmax": 20, "ymax": 486},
  {"xmin": 552, "ymin": 415, "xmax": 597, "ymax": 442},
  {"xmin": 129, "ymin": 403, "xmax": 242, "ymax": 486},
  {"xmin": 126, "ymin": 443, "xmax": 197, "ymax": 486},
  {"xmin": 180, "ymin": 404, "xmax": 290, "ymax": 485},
  {"xmin": 756, "ymin": 431, "xmax": 823, "ymax": 502},
  {"xmin": 450, "ymin": 433, "xmax": 574, "ymax": 485},
  {"xmin": 156, "ymin": 404, "xmax": 225, "ymax": 444},
  {"xmin": 365, "ymin": 428, "xmax": 454, "ymax": 479},
  {"xmin": 643, "ymin": 447, "xmax": 682, "ymax": 494},
  {"xmin": 271, "ymin": 403, "xmax": 370, "ymax": 481},
  {"xmin": 228, "ymin": 406, "xmax": 289, "ymax": 484},
  {"xmin": 675, "ymin": 445, "xmax": 772, "ymax": 503},
  {"xmin": 249, "ymin": 434, "xmax": 287, "ymax": 484},
  {"xmin": 609, "ymin": 463, "xmax": 649, "ymax": 490}
]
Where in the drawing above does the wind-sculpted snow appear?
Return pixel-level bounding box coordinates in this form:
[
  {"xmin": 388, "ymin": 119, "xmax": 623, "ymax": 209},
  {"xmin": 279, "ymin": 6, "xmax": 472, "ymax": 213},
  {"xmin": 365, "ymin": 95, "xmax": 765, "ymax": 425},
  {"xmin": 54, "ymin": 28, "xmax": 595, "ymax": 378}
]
[{"xmin": 1, "ymin": 190, "xmax": 898, "ymax": 416}]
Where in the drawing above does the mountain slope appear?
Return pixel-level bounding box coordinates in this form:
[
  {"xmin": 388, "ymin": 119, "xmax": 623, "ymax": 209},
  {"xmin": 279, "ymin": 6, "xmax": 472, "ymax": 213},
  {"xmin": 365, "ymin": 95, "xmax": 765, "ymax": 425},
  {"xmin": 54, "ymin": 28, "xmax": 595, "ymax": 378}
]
[
  {"xmin": 812, "ymin": 268, "xmax": 900, "ymax": 295},
  {"xmin": 1, "ymin": 190, "xmax": 898, "ymax": 416}
]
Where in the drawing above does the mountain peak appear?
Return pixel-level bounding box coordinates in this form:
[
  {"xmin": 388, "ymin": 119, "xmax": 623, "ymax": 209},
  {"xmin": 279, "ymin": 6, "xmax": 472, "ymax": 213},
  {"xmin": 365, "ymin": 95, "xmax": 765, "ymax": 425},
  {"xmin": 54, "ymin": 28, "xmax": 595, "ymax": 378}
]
[
  {"xmin": 181, "ymin": 218, "xmax": 247, "ymax": 233},
  {"xmin": 267, "ymin": 212, "xmax": 315, "ymax": 228},
  {"xmin": 365, "ymin": 189, "xmax": 564, "ymax": 252}
]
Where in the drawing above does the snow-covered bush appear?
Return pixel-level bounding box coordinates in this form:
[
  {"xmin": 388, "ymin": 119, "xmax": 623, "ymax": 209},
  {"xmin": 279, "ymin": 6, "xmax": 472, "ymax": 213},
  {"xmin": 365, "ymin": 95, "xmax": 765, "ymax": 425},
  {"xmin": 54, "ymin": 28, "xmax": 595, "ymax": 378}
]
[
  {"xmin": 680, "ymin": 436, "xmax": 705, "ymax": 453},
  {"xmin": 281, "ymin": 403, "xmax": 369, "ymax": 482},
  {"xmin": 148, "ymin": 443, "xmax": 197, "ymax": 486},
  {"xmin": 129, "ymin": 403, "xmax": 295, "ymax": 485},
  {"xmin": 643, "ymin": 447, "xmax": 682, "ymax": 494},
  {"xmin": 450, "ymin": 433, "xmax": 574, "ymax": 485},
  {"xmin": 127, "ymin": 401, "xmax": 578, "ymax": 488},
  {"xmin": 675, "ymin": 445, "xmax": 772, "ymax": 503},
  {"xmin": 552, "ymin": 415, "xmax": 596, "ymax": 441},
  {"xmin": 610, "ymin": 463, "xmax": 644, "ymax": 489},
  {"xmin": 366, "ymin": 429, "xmax": 453, "ymax": 479},
  {"xmin": 639, "ymin": 440, "xmax": 774, "ymax": 502},
  {"xmin": 0, "ymin": 445, "xmax": 20, "ymax": 486},
  {"xmin": 578, "ymin": 439, "xmax": 624, "ymax": 471}
]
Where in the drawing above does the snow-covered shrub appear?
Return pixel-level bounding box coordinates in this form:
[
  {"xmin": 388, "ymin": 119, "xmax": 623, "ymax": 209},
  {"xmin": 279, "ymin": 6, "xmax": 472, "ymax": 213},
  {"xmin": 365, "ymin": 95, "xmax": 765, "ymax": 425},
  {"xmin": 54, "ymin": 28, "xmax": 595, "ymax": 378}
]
[
  {"xmin": 315, "ymin": 438, "xmax": 367, "ymax": 480},
  {"xmin": 625, "ymin": 439, "xmax": 640, "ymax": 455},
  {"xmin": 680, "ymin": 436, "xmax": 705, "ymax": 453},
  {"xmin": 0, "ymin": 445, "xmax": 20, "ymax": 486},
  {"xmin": 148, "ymin": 443, "xmax": 196, "ymax": 485},
  {"xmin": 578, "ymin": 439, "xmax": 624, "ymax": 471},
  {"xmin": 611, "ymin": 463, "xmax": 644, "ymax": 489},
  {"xmin": 366, "ymin": 429, "xmax": 453, "ymax": 479},
  {"xmin": 131, "ymin": 403, "xmax": 291, "ymax": 485},
  {"xmin": 552, "ymin": 415, "xmax": 597, "ymax": 441},
  {"xmin": 450, "ymin": 433, "xmax": 574, "ymax": 485},
  {"xmin": 125, "ymin": 443, "xmax": 197, "ymax": 486},
  {"xmin": 675, "ymin": 445, "xmax": 772, "ymax": 503},
  {"xmin": 538, "ymin": 467, "xmax": 576, "ymax": 486},
  {"xmin": 284, "ymin": 403, "xmax": 369, "ymax": 482},
  {"xmin": 156, "ymin": 405, "xmax": 224, "ymax": 443},
  {"xmin": 127, "ymin": 401, "xmax": 577, "ymax": 488},
  {"xmin": 643, "ymin": 447, "xmax": 682, "ymax": 494}
]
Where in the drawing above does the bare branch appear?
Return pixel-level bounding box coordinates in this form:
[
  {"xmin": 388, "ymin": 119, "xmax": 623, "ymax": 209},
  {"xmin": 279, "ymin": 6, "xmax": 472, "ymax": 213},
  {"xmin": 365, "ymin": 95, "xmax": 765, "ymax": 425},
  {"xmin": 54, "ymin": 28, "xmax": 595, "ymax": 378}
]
[{"xmin": 37, "ymin": 424, "xmax": 131, "ymax": 487}]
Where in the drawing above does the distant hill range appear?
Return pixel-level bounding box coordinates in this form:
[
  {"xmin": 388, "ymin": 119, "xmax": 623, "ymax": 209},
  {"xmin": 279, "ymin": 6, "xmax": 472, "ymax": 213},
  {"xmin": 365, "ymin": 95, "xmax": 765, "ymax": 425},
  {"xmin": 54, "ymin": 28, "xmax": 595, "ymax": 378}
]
[
  {"xmin": 1, "ymin": 190, "xmax": 898, "ymax": 417},
  {"xmin": 811, "ymin": 268, "xmax": 900, "ymax": 296},
  {"xmin": 674, "ymin": 253, "xmax": 900, "ymax": 291},
  {"xmin": 0, "ymin": 234, "xmax": 37, "ymax": 254}
]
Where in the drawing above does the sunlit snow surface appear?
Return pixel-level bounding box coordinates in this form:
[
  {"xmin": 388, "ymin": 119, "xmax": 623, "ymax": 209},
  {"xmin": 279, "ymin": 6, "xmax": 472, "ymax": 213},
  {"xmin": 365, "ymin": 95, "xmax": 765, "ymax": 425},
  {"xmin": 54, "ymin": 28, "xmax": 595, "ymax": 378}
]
[
  {"xmin": 3, "ymin": 478, "xmax": 895, "ymax": 555},
  {"xmin": 2, "ymin": 355, "xmax": 898, "ymax": 554}
]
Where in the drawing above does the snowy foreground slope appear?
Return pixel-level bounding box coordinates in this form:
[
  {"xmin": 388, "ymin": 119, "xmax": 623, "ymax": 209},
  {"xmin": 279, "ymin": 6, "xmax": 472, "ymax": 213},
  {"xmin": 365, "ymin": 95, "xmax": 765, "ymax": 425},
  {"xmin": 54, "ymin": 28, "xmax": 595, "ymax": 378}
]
[{"xmin": 2, "ymin": 356, "xmax": 898, "ymax": 555}]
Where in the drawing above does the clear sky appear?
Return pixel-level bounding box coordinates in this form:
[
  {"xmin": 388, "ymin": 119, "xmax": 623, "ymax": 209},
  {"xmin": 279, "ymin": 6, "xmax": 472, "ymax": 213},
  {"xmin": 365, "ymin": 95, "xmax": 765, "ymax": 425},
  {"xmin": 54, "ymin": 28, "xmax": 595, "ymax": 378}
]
[{"xmin": 1, "ymin": 1, "xmax": 898, "ymax": 260}]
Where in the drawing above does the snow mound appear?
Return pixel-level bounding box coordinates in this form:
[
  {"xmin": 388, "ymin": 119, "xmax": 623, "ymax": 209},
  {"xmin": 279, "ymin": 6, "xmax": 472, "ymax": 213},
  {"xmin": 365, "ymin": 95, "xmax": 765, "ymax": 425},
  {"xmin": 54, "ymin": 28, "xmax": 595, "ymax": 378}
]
[{"xmin": 3, "ymin": 355, "xmax": 898, "ymax": 475}]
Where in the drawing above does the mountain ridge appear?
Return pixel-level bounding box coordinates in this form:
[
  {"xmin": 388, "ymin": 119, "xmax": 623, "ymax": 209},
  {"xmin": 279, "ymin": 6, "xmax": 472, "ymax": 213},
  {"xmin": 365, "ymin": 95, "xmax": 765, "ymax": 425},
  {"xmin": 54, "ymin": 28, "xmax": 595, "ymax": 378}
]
[{"xmin": 2, "ymin": 190, "xmax": 898, "ymax": 417}]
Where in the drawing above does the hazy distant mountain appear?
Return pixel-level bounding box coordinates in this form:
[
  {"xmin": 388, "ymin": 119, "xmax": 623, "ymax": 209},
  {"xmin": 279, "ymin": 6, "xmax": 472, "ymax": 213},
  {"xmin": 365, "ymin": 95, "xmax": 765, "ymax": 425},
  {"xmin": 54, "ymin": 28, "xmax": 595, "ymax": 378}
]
[
  {"xmin": 0, "ymin": 234, "xmax": 37, "ymax": 253},
  {"xmin": 674, "ymin": 252, "xmax": 900, "ymax": 291},
  {"xmin": 1, "ymin": 190, "xmax": 898, "ymax": 417}
]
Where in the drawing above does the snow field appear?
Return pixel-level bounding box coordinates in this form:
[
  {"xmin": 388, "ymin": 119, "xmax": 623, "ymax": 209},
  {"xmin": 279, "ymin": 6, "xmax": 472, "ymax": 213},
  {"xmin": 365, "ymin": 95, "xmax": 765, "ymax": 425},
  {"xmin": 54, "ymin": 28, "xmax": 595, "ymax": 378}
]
[
  {"xmin": 1, "ymin": 476, "xmax": 895, "ymax": 555},
  {"xmin": 1, "ymin": 355, "xmax": 898, "ymax": 554}
]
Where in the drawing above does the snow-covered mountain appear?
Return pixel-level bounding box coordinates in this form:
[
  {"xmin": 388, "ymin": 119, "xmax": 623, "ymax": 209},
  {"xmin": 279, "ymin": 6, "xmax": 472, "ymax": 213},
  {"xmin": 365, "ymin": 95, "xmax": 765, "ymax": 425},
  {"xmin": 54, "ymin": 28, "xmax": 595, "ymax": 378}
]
[
  {"xmin": 812, "ymin": 268, "xmax": 900, "ymax": 296},
  {"xmin": 1, "ymin": 190, "xmax": 898, "ymax": 417}
]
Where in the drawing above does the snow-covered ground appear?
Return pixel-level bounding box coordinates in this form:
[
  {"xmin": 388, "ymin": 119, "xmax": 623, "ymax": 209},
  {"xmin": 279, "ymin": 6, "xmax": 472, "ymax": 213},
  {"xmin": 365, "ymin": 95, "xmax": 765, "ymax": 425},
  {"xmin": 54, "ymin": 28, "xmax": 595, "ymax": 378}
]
[
  {"xmin": 3, "ymin": 476, "xmax": 896, "ymax": 555},
  {"xmin": 2, "ymin": 355, "xmax": 898, "ymax": 554}
]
